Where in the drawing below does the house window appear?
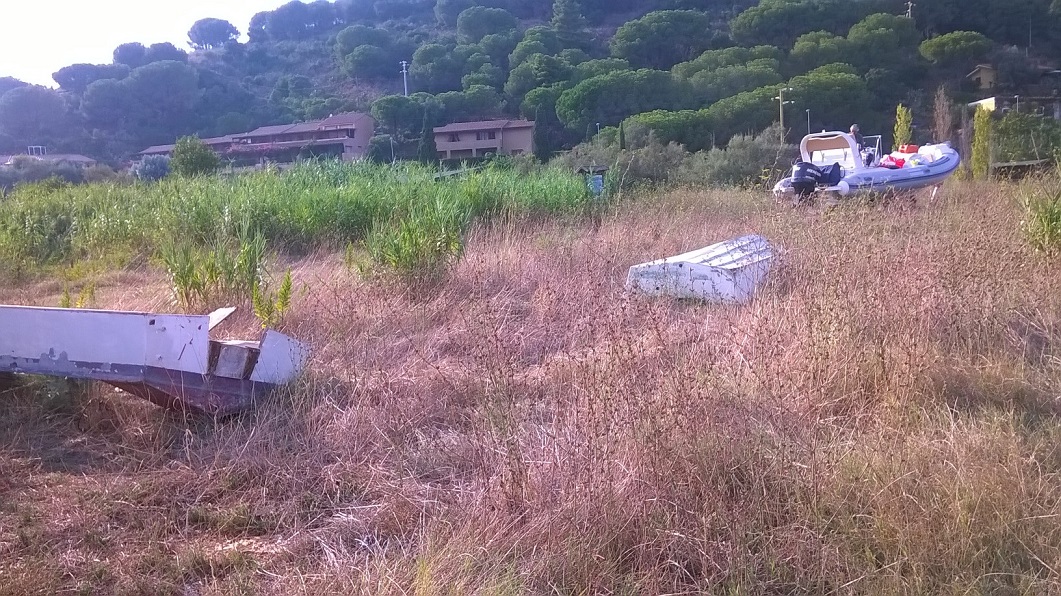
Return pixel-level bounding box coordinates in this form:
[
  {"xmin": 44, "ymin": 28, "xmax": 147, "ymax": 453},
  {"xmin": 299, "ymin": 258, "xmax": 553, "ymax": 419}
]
[
  {"xmin": 449, "ymin": 133, "xmax": 460, "ymax": 142},
  {"xmin": 475, "ymin": 131, "xmax": 498, "ymax": 141}
]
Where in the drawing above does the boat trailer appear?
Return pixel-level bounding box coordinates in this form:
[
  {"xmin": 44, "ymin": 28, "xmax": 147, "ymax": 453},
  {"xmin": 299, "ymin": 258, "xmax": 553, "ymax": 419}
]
[{"xmin": 0, "ymin": 305, "xmax": 309, "ymax": 416}]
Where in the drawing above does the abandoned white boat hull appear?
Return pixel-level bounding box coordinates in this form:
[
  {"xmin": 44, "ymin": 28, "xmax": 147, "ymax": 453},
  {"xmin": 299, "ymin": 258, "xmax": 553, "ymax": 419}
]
[
  {"xmin": 0, "ymin": 305, "xmax": 309, "ymax": 415},
  {"xmin": 626, "ymin": 235, "xmax": 775, "ymax": 304}
]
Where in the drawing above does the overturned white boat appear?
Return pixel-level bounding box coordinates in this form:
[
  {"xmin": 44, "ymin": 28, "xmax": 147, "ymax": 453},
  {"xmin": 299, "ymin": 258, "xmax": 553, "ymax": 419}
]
[
  {"xmin": 0, "ymin": 305, "xmax": 309, "ymax": 416},
  {"xmin": 772, "ymin": 131, "xmax": 961, "ymax": 202},
  {"xmin": 626, "ymin": 235, "xmax": 775, "ymax": 304}
]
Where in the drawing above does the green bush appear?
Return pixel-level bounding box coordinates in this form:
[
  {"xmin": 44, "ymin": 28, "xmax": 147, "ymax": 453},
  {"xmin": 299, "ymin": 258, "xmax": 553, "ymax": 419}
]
[
  {"xmin": 676, "ymin": 124, "xmax": 797, "ymax": 188},
  {"xmin": 1020, "ymin": 172, "xmax": 1061, "ymax": 255},
  {"xmin": 972, "ymin": 105, "xmax": 993, "ymax": 180},
  {"xmin": 994, "ymin": 111, "xmax": 1061, "ymax": 164},
  {"xmin": 894, "ymin": 103, "xmax": 913, "ymax": 148},
  {"xmin": 132, "ymin": 155, "xmax": 171, "ymax": 182},
  {"xmin": 170, "ymin": 136, "xmax": 221, "ymax": 177}
]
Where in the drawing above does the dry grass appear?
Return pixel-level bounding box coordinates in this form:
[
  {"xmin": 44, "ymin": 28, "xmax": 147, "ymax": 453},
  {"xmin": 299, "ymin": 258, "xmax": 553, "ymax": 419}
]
[{"xmin": 3, "ymin": 180, "xmax": 1061, "ymax": 595}]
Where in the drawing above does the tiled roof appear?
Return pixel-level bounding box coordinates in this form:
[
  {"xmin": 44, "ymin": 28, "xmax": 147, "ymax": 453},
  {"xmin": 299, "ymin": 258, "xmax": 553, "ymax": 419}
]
[
  {"xmin": 320, "ymin": 112, "xmax": 371, "ymax": 128},
  {"xmin": 433, "ymin": 119, "xmax": 534, "ymax": 133},
  {"xmin": 137, "ymin": 112, "xmax": 374, "ymax": 154},
  {"xmin": 140, "ymin": 144, "xmax": 175, "ymax": 154},
  {"xmin": 233, "ymin": 124, "xmax": 297, "ymax": 138}
]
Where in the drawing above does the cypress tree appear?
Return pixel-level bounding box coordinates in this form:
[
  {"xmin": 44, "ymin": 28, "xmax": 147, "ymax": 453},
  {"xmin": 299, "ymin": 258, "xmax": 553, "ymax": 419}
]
[{"xmin": 971, "ymin": 105, "xmax": 992, "ymax": 180}]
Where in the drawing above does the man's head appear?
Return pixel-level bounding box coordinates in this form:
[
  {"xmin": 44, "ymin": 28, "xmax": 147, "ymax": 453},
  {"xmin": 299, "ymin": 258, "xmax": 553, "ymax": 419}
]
[{"xmin": 850, "ymin": 124, "xmax": 860, "ymax": 134}]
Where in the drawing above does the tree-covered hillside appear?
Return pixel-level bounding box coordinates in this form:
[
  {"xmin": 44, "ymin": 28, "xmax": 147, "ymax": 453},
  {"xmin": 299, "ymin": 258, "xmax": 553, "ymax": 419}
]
[{"xmin": 1, "ymin": 0, "xmax": 1060, "ymax": 164}]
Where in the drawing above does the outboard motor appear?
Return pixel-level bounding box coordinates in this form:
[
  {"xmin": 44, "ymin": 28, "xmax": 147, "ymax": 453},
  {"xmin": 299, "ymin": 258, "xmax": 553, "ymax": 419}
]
[{"xmin": 789, "ymin": 160, "xmax": 822, "ymax": 200}]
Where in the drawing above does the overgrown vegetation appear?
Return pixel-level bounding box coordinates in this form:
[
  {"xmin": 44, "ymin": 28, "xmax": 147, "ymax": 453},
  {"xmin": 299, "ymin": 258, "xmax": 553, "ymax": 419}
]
[
  {"xmin": 559, "ymin": 123, "xmax": 797, "ymax": 190},
  {"xmin": 0, "ymin": 159, "xmax": 591, "ymax": 288},
  {"xmin": 5, "ymin": 178, "xmax": 1061, "ymax": 594},
  {"xmin": 1021, "ymin": 168, "xmax": 1061, "ymax": 254}
]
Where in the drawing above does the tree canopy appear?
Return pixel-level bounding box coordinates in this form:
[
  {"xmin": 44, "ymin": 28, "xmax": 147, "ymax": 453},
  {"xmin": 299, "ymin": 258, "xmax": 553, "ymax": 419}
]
[
  {"xmin": 189, "ymin": 19, "xmax": 240, "ymax": 50},
  {"xmin": 611, "ymin": 11, "xmax": 718, "ymax": 70},
  {"xmin": 1, "ymin": 0, "xmax": 1059, "ymax": 165},
  {"xmin": 919, "ymin": 31, "xmax": 993, "ymax": 65}
]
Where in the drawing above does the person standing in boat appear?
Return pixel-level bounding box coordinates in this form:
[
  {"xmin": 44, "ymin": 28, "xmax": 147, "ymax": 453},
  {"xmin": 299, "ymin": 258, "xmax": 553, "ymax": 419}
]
[{"xmin": 850, "ymin": 124, "xmax": 865, "ymax": 150}]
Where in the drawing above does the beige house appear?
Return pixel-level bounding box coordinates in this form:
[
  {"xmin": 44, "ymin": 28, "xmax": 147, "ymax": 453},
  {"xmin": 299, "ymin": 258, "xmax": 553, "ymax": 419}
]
[
  {"xmin": 433, "ymin": 119, "xmax": 534, "ymax": 160},
  {"xmin": 967, "ymin": 64, "xmax": 998, "ymax": 91}
]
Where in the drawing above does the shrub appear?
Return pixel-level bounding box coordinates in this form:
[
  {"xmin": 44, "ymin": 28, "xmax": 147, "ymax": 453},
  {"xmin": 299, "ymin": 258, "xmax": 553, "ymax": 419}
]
[
  {"xmin": 677, "ymin": 124, "xmax": 797, "ymax": 188},
  {"xmin": 972, "ymin": 105, "xmax": 992, "ymax": 180},
  {"xmin": 994, "ymin": 111, "xmax": 1061, "ymax": 164},
  {"xmin": 82, "ymin": 164, "xmax": 121, "ymax": 184},
  {"xmin": 364, "ymin": 191, "xmax": 467, "ymax": 283},
  {"xmin": 159, "ymin": 227, "xmax": 266, "ymax": 309},
  {"xmin": 0, "ymin": 156, "xmax": 84, "ymax": 194},
  {"xmin": 894, "ymin": 103, "xmax": 913, "ymax": 148},
  {"xmin": 1020, "ymin": 171, "xmax": 1061, "ymax": 255},
  {"xmin": 132, "ymin": 155, "xmax": 171, "ymax": 182},
  {"xmin": 170, "ymin": 136, "xmax": 221, "ymax": 177}
]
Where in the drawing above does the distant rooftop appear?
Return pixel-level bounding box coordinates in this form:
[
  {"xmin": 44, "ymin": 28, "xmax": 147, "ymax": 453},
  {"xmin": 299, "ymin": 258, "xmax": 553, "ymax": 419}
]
[
  {"xmin": 138, "ymin": 112, "xmax": 373, "ymax": 155},
  {"xmin": 232, "ymin": 112, "xmax": 373, "ymax": 139},
  {"xmin": 433, "ymin": 119, "xmax": 534, "ymax": 134},
  {"xmin": 140, "ymin": 135, "xmax": 235, "ymax": 155}
]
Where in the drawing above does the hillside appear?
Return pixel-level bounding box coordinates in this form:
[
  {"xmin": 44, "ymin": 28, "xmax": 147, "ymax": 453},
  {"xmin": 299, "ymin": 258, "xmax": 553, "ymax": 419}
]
[{"xmin": 1, "ymin": 0, "xmax": 1060, "ymax": 165}]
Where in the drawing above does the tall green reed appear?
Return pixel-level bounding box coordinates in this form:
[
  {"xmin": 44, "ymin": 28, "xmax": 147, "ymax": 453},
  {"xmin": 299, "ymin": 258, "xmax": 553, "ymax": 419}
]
[{"xmin": 0, "ymin": 159, "xmax": 593, "ymax": 281}]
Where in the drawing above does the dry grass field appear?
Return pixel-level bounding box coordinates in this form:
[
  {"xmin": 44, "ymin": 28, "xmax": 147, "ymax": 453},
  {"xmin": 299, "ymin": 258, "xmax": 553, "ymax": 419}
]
[{"xmin": 3, "ymin": 178, "xmax": 1061, "ymax": 595}]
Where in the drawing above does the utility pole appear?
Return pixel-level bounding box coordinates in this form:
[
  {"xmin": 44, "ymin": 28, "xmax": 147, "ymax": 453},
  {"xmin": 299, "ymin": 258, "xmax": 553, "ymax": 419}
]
[
  {"xmin": 400, "ymin": 60, "xmax": 409, "ymax": 97},
  {"xmin": 773, "ymin": 87, "xmax": 794, "ymax": 144},
  {"xmin": 806, "ymin": 109, "xmax": 811, "ymax": 136},
  {"xmin": 905, "ymin": 1, "xmax": 914, "ymax": 18}
]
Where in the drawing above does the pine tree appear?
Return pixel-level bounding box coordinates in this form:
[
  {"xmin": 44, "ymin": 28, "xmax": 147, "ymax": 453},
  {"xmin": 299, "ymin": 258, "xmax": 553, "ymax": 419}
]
[
  {"xmin": 552, "ymin": 0, "xmax": 587, "ymax": 43},
  {"xmin": 618, "ymin": 121, "xmax": 627, "ymax": 150}
]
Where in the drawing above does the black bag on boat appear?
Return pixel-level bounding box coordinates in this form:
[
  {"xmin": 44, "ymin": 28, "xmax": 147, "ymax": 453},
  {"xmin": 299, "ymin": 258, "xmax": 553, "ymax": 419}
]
[{"xmin": 818, "ymin": 163, "xmax": 844, "ymax": 186}]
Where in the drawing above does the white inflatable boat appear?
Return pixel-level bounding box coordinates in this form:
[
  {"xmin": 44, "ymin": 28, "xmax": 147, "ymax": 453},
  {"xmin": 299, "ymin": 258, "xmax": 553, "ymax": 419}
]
[{"xmin": 772, "ymin": 131, "xmax": 961, "ymax": 201}]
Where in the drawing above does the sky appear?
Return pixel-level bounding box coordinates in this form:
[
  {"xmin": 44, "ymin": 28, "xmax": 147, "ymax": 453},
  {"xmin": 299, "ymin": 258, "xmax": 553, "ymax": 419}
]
[{"xmin": 0, "ymin": 0, "xmax": 292, "ymax": 87}]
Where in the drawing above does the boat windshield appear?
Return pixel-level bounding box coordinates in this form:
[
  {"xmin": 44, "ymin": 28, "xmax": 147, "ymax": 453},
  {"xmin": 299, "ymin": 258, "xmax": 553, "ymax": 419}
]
[
  {"xmin": 805, "ymin": 134, "xmax": 883, "ymax": 169},
  {"xmin": 809, "ymin": 147, "xmax": 858, "ymax": 169}
]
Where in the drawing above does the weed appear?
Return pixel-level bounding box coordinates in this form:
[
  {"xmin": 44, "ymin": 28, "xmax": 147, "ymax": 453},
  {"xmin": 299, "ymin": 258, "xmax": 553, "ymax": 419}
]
[
  {"xmin": 252, "ymin": 269, "xmax": 293, "ymax": 328},
  {"xmin": 1021, "ymin": 172, "xmax": 1061, "ymax": 254}
]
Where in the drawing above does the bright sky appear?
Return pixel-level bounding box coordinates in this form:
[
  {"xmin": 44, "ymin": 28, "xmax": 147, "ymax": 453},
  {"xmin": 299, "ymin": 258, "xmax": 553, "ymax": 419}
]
[{"xmin": 0, "ymin": 0, "xmax": 293, "ymax": 87}]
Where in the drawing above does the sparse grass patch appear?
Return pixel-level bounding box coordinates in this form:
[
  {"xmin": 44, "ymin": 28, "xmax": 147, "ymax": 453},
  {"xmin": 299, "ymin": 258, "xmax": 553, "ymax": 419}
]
[{"xmin": 187, "ymin": 504, "xmax": 277, "ymax": 537}]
